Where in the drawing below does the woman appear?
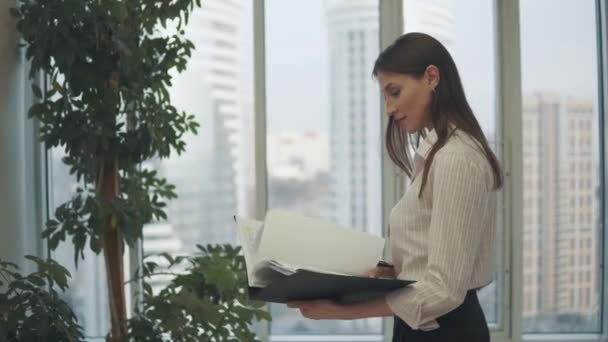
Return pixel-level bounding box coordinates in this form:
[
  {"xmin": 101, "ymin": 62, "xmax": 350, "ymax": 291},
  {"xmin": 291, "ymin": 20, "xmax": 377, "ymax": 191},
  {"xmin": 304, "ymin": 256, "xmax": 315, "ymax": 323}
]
[{"xmin": 287, "ymin": 32, "xmax": 502, "ymax": 341}]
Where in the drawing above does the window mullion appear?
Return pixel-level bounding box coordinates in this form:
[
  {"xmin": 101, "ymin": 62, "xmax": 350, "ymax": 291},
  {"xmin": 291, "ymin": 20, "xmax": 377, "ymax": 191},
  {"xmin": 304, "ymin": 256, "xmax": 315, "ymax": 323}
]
[{"xmin": 496, "ymin": 0, "xmax": 524, "ymax": 340}]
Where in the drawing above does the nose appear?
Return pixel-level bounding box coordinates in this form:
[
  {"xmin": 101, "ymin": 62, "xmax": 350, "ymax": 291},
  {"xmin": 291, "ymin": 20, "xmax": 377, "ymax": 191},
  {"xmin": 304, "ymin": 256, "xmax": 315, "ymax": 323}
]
[{"xmin": 385, "ymin": 102, "xmax": 397, "ymax": 117}]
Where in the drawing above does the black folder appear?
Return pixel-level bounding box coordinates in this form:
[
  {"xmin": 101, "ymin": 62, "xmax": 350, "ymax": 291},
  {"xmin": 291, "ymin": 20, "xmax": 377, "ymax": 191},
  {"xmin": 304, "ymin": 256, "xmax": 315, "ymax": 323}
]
[{"xmin": 248, "ymin": 269, "xmax": 414, "ymax": 305}]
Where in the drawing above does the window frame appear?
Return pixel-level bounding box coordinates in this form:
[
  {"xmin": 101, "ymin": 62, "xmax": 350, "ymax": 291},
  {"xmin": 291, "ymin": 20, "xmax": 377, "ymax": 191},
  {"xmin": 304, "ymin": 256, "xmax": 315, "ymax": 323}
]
[
  {"xmin": 496, "ymin": 0, "xmax": 522, "ymax": 341},
  {"xmin": 29, "ymin": 0, "xmax": 608, "ymax": 341}
]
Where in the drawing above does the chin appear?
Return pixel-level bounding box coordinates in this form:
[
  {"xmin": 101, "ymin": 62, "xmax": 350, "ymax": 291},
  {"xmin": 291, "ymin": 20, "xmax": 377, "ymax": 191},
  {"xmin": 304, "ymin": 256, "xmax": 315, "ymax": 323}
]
[{"xmin": 400, "ymin": 123, "xmax": 419, "ymax": 134}]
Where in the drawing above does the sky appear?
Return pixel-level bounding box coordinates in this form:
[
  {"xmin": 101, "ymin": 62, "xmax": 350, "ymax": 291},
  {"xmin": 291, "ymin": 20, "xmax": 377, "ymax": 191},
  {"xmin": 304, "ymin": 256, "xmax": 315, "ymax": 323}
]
[
  {"xmin": 265, "ymin": 0, "xmax": 330, "ymax": 132},
  {"xmin": 259, "ymin": 0, "xmax": 599, "ymax": 133}
]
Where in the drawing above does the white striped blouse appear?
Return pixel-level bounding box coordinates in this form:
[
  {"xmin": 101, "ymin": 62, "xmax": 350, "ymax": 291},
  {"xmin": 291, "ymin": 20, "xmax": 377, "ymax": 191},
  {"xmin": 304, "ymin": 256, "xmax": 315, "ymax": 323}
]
[{"xmin": 384, "ymin": 128, "xmax": 498, "ymax": 331}]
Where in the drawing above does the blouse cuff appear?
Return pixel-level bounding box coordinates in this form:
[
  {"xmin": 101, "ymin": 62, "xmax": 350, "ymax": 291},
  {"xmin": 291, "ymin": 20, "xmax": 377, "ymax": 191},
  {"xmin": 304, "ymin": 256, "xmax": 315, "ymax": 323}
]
[{"xmin": 385, "ymin": 287, "xmax": 440, "ymax": 331}]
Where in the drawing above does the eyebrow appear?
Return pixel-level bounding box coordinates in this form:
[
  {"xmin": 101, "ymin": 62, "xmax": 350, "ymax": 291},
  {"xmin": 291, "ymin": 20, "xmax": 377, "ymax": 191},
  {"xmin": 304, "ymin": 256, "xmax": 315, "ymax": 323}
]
[{"xmin": 384, "ymin": 83, "xmax": 398, "ymax": 92}]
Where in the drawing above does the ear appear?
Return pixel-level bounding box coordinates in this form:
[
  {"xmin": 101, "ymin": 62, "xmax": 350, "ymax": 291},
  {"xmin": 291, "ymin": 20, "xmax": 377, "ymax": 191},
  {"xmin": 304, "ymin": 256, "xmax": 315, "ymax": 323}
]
[{"xmin": 424, "ymin": 65, "xmax": 440, "ymax": 91}]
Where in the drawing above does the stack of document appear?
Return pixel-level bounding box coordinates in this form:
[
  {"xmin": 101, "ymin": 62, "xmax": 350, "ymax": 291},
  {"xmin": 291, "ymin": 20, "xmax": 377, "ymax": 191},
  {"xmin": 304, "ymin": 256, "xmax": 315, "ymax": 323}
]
[{"xmin": 235, "ymin": 209, "xmax": 413, "ymax": 304}]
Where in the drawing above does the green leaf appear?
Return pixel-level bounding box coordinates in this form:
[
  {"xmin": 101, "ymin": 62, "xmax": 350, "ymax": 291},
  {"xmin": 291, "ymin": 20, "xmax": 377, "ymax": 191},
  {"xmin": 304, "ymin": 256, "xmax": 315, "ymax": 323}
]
[
  {"xmin": 24, "ymin": 255, "xmax": 42, "ymax": 265},
  {"xmin": 248, "ymin": 300, "xmax": 267, "ymax": 309},
  {"xmin": 48, "ymin": 264, "xmax": 71, "ymax": 291},
  {"xmin": 89, "ymin": 236, "xmax": 101, "ymax": 254},
  {"xmin": 27, "ymin": 103, "xmax": 46, "ymax": 119},
  {"xmin": 27, "ymin": 275, "xmax": 46, "ymax": 287},
  {"xmin": 31, "ymin": 83, "xmax": 42, "ymax": 98},
  {"xmin": 1, "ymin": 260, "xmax": 19, "ymax": 270},
  {"xmin": 49, "ymin": 232, "xmax": 62, "ymax": 251},
  {"xmin": 143, "ymin": 282, "xmax": 153, "ymax": 296},
  {"xmin": 2, "ymin": 254, "xmax": 84, "ymax": 340},
  {"xmin": 46, "ymin": 219, "xmax": 60, "ymax": 228},
  {"xmin": 109, "ymin": 2, "xmax": 128, "ymax": 21},
  {"xmin": 11, "ymin": 281, "xmax": 32, "ymax": 292},
  {"xmin": 254, "ymin": 309, "xmax": 272, "ymax": 322},
  {"xmin": 160, "ymin": 252, "xmax": 174, "ymax": 265},
  {"xmin": 9, "ymin": 7, "xmax": 20, "ymax": 18}
]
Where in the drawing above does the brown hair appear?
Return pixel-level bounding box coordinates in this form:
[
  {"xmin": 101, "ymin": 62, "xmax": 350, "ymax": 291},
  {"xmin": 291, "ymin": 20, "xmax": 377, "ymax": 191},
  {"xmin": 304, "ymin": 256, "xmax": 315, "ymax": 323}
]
[{"xmin": 373, "ymin": 32, "xmax": 503, "ymax": 197}]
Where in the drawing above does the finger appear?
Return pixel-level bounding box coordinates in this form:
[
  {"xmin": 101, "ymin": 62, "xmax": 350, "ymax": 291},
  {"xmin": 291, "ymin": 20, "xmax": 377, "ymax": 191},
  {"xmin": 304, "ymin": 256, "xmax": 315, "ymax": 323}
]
[
  {"xmin": 300, "ymin": 308, "xmax": 317, "ymax": 320},
  {"xmin": 287, "ymin": 301, "xmax": 303, "ymax": 308},
  {"xmin": 289, "ymin": 301, "xmax": 313, "ymax": 309}
]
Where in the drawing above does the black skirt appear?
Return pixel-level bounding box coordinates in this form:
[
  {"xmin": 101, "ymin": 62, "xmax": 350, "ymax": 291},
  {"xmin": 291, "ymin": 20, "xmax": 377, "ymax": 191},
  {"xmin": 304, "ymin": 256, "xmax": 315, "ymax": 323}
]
[{"xmin": 392, "ymin": 290, "xmax": 490, "ymax": 342}]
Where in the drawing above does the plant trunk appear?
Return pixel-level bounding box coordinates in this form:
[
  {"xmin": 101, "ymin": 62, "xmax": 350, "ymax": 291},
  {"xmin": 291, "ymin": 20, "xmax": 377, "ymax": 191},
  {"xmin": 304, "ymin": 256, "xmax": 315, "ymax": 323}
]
[{"xmin": 98, "ymin": 159, "xmax": 127, "ymax": 340}]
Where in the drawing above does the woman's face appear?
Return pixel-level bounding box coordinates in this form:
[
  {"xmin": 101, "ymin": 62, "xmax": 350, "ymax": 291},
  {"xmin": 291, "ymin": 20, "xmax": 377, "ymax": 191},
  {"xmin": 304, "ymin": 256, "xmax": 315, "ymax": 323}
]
[{"xmin": 377, "ymin": 69, "xmax": 437, "ymax": 133}]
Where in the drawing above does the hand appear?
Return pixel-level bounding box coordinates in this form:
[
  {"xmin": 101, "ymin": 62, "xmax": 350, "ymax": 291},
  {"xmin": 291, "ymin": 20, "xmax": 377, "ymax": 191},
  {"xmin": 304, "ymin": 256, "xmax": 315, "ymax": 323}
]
[
  {"xmin": 366, "ymin": 266, "xmax": 396, "ymax": 279},
  {"xmin": 287, "ymin": 300, "xmax": 352, "ymax": 320}
]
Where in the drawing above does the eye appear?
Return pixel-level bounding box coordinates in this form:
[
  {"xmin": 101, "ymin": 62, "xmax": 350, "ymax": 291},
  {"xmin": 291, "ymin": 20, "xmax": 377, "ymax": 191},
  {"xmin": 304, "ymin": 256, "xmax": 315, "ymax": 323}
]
[{"xmin": 390, "ymin": 90, "xmax": 400, "ymax": 97}]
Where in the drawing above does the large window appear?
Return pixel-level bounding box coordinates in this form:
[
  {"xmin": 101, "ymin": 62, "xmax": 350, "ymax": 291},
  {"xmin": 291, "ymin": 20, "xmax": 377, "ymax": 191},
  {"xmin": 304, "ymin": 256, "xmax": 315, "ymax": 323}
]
[
  {"xmin": 48, "ymin": 0, "xmax": 256, "ymax": 338},
  {"xmin": 40, "ymin": 1, "xmax": 608, "ymax": 341},
  {"xmin": 144, "ymin": 0, "xmax": 254, "ymax": 254},
  {"xmin": 140, "ymin": 0, "xmax": 256, "ymax": 285},
  {"xmin": 402, "ymin": 0, "xmax": 501, "ymax": 326},
  {"xmin": 265, "ymin": 0, "xmax": 383, "ymax": 337},
  {"xmin": 519, "ymin": 0, "xmax": 602, "ymax": 334}
]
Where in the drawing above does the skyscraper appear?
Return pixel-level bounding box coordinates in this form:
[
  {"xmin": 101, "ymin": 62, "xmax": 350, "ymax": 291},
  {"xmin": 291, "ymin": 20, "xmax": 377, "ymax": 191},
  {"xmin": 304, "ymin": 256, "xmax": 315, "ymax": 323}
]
[
  {"xmin": 156, "ymin": 0, "xmax": 247, "ymax": 250},
  {"xmin": 403, "ymin": 0, "xmax": 455, "ymax": 53},
  {"xmin": 522, "ymin": 93, "xmax": 600, "ymax": 330},
  {"xmin": 325, "ymin": 0, "xmax": 382, "ymax": 235}
]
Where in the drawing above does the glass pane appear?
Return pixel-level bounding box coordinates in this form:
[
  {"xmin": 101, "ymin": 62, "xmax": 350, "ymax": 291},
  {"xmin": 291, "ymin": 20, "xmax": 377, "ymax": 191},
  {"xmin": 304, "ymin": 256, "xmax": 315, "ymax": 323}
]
[
  {"xmin": 141, "ymin": 0, "xmax": 256, "ymax": 287},
  {"xmin": 49, "ymin": 148, "xmax": 111, "ymax": 338},
  {"xmin": 266, "ymin": 0, "xmax": 383, "ymax": 336},
  {"xmin": 520, "ymin": 0, "xmax": 602, "ymax": 333},
  {"xmin": 402, "ymin": 0, "xmax": 501, "ymax": 326}
]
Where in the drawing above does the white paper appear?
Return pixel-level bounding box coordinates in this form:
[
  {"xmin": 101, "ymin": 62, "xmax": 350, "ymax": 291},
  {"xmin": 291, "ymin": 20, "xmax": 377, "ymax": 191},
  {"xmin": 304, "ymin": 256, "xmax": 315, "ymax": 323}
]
[
  {"xmin": 258, "ymin": 209, "xmax": 385, "ymax": 276},
  {"xmin": 234, "ymin": 215, "xmax": 266, "ymax": 286},
  {"xmin": 235, "ymin": 209, "xmax": 386, "ymax": 288}
]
